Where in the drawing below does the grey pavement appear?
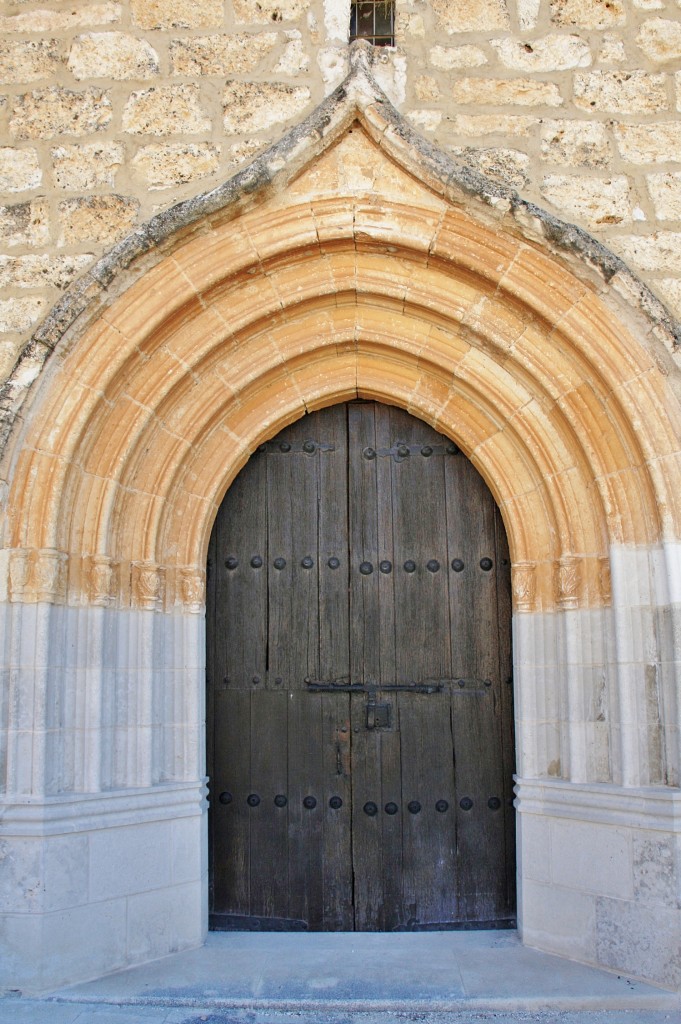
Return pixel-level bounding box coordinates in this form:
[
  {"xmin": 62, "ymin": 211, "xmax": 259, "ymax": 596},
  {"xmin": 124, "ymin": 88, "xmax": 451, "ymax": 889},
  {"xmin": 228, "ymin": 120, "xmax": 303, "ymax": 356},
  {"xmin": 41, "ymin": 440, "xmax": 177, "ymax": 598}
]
[{"xmin": 1, "ymin": 931, "xmax": 679, "ymax": 1024}]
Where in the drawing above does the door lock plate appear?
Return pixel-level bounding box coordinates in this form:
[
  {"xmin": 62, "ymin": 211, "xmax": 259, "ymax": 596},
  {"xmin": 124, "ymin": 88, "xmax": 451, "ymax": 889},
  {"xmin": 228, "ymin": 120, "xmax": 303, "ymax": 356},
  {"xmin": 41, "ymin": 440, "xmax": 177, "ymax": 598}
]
[{"xmin": 366, "ymin": 700, "xmax": 391, "ymax": 730}]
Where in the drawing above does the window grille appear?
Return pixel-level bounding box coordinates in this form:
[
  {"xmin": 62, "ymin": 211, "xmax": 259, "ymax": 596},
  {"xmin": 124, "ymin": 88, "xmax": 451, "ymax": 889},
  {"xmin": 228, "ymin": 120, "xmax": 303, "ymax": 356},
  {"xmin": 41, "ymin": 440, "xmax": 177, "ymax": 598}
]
[{"xmin": 350, "ymin": 1, "xmax": 395, "ymax": 47}]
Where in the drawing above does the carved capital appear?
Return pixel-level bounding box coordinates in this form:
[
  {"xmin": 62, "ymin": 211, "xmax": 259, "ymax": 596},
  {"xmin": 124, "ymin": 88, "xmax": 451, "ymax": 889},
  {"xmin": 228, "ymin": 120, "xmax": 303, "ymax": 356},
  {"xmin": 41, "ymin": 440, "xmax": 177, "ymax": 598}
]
[
  {"xmin": 87, "ymin": 555, "xmax": 115, "ymax": 607},
  {"xmin": 8, "ymin": 549, "xmax": 31, "ymax": 601},
  {"xmin": 512, "ymin": 561, "xmax": 536, "ymax": 613},
  {"xmin": 132, "ymin": 561, "xmax": 164, "ymax": 611},
  {"xmin": 34, "ymin": 549, "xmax": 67, "ymax": 603},
  {"xmin": 556, "ymin": 556, "xmax": 581, "ymax": 610},
  {"xmin": 598, "ymin": 555, "xmax": 612, "ymax": 605},
  {"xmin": 179, "ymin": 567, "xmax": 205, "ymax": 613}
]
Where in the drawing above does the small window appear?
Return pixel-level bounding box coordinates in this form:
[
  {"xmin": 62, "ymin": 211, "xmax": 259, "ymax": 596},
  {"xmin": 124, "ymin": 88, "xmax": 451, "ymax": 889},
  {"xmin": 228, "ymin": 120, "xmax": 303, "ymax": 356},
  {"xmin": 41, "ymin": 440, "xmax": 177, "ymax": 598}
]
[{"xmin": 350, "ymin": 1, "xmax": 395, "ymax": 47}]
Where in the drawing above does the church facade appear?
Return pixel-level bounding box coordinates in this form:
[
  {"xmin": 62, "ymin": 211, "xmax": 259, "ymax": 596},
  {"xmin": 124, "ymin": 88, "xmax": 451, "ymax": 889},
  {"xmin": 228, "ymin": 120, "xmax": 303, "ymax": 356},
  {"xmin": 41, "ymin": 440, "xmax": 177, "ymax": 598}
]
[{"xmin": 1, "ymin": 0, "xmax": 681, "ymax": 995}]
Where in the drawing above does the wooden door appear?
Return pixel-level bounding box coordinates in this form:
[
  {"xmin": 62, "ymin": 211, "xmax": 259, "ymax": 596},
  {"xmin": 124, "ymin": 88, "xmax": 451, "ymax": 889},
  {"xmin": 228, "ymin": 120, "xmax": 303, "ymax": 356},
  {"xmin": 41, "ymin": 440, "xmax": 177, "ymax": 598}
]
[{"xmin": 207, "ymin": 402, "xmax": 515, "ymax": 931}]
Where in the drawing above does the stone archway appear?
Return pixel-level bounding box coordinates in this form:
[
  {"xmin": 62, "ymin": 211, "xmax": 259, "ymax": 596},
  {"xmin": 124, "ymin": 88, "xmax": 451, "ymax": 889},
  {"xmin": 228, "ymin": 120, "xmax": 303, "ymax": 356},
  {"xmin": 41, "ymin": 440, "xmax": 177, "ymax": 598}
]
[{"xmin": 1, "ymin": 49, "xmax": 680, "ymax": 992}]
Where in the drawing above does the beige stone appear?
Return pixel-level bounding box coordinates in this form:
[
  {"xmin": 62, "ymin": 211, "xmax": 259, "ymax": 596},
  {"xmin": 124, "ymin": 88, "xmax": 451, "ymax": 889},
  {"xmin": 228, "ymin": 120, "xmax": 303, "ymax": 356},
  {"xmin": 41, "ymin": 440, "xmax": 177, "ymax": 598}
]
[
  {"xmin": 610, "ymin": 231, "xmax": 681, "ymax": 272},
  {"xmin": 131, "ymin": 143, "xmax": 221, "ymax": 189},
  {"xmin": 574, "ymin": 71, "xmax": 668, "ymax": 114},
  {"xmin": 396, "ymin": 13, "xmax": 425, "ymax": 39},
  {"xmin": 222, "ymin": 81, "xmax": 311, "ymax": 134},
  {"xmin": 414, "ymin": 76, "xmax": 441, "ymax": 102},
  {"xmin": 0, "ymin": 4, "xmax": 120, "ymax": 33},
  {"xmin": 0, "ymin": 254, "xmax": 93, "ymax": 290},
  {"xmin": 51, "ymin": 142, "xmax": 124, "ymax": 190},
  {"xmin": 540, "ymin": 120, "xmax": 611, "ymax": 168},
  {"xmin": 0, "ymin": 40, "xmax": 61, "ymax": 85},
  {"xmin": 228, "ymin": 139, "xmax": 265, "ymax": 165},
  {"xmin": 9, "ymin": 87, "xmax": 112, "ymax": 140},
  {"xmin": 58, "ymin": 195, "xmax": 139, "ymax": 246},
  {"xmin": 492, "ymin": 34, "xmax": 591, "ymax": 72},
  {"xmin": 447, "ymin": 114, "xmax": 538, "ymax": 138},
  {"xmin": 0, "ymin": 296, "xmax": 47, "ymax": 333},
  {"xmin": 233, "ymin": 0, "xmax": 309, "ymax": 23},
  {"xmin": 451, "ymin": 146, "xmax": 531, "ymax": 189},
  {"xmin": 540, "ymin": 175, "xmax": 633, "ymax": 227},
  {"xmin": 647, "ymin": 173, "xmax": 681, "ymax": 220},
  {"xmin": 0, "ymin": 198, "xmax": 49, "ymax": 247},
  {"xmin": 170, "ymin": 33, "xmax": 278, "ymax": 75},
  {"xmin": 67, "ymin": 33, "xmax": 159, "ymax": 81},
  {"xmin": 275, "ymin": 33, "xmax": 311, "ymax": 75},
  {"xmin": 518, "ymin": 0, "xmax": 541, "ymax": 30},
  {"xmin": 130, "ymin": 0, "xmax": 222, "ymax": 29},
  {"xmin": 451, "ymin": 78, "xmax": 563, "ymax": 108},
  {"xmin": 406, "ymin": 110, "xmax": 442, "ymax": 132},
  {"xmin": 637, "ymin": 18, "xmax": 681, "ymax": 64},
  {"xmin": 122, "ymin": 86, "xmax": 211, "ymax": 136},
  {"xmin": 654, "ymin": 278, "xmax": 681, "ymax": 319},
  {"xmin": 597, "ymin": 33, "xmax": 627, "ymax": 64},
  {"xmin": 431, "ymin": 0, "xmax": 509, "ymax": 33},
  {"xmin": 613, "ymin": 122, "xmax": 681, "ymax": 163},
  {"xmin": 550, "ymin": 0, "xmax": 625, "ymax": 28},
  {"xmin": 428, "ymin": 45, "xmax": 487, "ymax": 70},
  {"xmin": 0, "ymin": 148, "xmax": 42, "ymax": 192}
]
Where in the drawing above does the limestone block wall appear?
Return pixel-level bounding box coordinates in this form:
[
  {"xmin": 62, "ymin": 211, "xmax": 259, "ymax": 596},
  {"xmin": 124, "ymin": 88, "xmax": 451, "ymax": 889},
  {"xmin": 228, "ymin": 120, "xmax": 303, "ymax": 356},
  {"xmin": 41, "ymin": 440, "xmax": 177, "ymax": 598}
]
[{"xmin": 2, "ymin": 0, "xmax": 681, "ymax": 384}]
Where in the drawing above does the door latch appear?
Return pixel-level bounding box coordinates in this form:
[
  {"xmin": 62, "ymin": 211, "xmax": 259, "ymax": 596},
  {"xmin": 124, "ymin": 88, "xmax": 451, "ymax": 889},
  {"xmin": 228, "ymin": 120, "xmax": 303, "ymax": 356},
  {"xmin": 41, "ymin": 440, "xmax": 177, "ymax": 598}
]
[{"xmin": 366, "ymin": 699, "xmax": 391, "ymax": 730}]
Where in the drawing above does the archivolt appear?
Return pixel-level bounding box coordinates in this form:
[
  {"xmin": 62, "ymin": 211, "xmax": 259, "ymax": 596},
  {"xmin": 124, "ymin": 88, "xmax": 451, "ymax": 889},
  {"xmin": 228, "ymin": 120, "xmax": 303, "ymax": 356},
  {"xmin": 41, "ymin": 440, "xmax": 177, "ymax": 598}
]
[{"xmin": 4, "ymin": 193, "xmax": 679, "ymax": 615}]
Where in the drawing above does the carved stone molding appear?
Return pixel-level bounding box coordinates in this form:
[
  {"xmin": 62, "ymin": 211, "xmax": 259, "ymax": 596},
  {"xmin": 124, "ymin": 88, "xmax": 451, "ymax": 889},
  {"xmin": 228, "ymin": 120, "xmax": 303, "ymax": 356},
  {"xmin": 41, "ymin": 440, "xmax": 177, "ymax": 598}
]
[
  {"xmin": 132, "ymin": 561, "xmax": 164, "ymax": 611},
  {"xmin": 512, "ymin": 561, "xmax": 537, "ymax": 613},
  {"xmin": 178, "ymin": 567, "xmax": 205, "ymax": 613},
  {"xmin": 556, "ymin": 556, "xmax": 581, "ymax": 610}
]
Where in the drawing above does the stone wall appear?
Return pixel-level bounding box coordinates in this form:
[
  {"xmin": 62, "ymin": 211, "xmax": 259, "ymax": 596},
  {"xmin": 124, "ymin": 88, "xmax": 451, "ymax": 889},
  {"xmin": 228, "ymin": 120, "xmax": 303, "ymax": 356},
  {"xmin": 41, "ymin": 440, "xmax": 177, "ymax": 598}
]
[{"xmin": 2, "ymin": 0, "xmax": 681, "ymax": 382}]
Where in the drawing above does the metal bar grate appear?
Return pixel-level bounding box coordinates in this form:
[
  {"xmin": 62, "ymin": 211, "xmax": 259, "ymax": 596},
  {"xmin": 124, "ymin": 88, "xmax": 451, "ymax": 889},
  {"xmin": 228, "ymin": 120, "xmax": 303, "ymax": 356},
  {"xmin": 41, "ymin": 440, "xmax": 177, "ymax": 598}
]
[{"xmin": 350, "ymin": 1, "xmax": 395, "ymax": 46}]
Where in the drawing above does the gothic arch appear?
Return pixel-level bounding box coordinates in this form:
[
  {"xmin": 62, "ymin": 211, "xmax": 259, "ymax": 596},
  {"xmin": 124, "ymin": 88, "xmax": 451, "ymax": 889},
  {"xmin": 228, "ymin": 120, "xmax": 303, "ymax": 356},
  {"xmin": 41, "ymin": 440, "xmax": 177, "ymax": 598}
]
[{"xmin": 1, "ymin": 42, "xmax": 680, "ymax": 992}]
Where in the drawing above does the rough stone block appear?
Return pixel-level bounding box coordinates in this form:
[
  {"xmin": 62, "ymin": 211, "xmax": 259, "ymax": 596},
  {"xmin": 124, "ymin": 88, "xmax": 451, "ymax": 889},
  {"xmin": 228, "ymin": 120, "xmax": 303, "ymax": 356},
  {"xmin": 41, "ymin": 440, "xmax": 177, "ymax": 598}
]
[
  {"xmin": 447, "ymin": 114, "xmax": 538, "ymax": 138},
  {"xmin": 450, "ymin": 146, "xmax": 530, "ymax": 188},
  {"xmin": 0, "ymin": 4, "xmax": 121, "ymax": 33},
  {"xmin": 655, "ymin": 278, "xmax": 681, "ymax": 318},
  {"xmin": 58, "ymin": 195, "xmax": 139, "ymax": 246},
  {"xmin": 131, "ymin": 142, "xmax": 221, "ymax": 189},
  {"xmin": 637, "ymin": 18, "xmax": 681, "ymax": 64},
  {"xmin": 0, "ymin": 296, "xmax": 47, "ymax": 333},
  {"xmin": 0, "ymin": 254, "xmax": 93, "ymax": 290},
  {"xmin": 51, "ymin": 142, "xmax": 124, "ymax": 190},
  {"xmin": 0, "ymin": 39, "xmax": 61, "ymax": 85},
  {"xmin": 9, "ymin": 87, "xmax": 112, "ymax": 141},
  {"xmin": 395, "ymin": 12, "xmax": 425, "ymax": 39},
  {"xmin": 611, "ymin": 231, "xmax": 681, "ymax": 273},
  {"xmin": 131, "ymin": 0, "xmax": 222, "ymax": 28},
  {"xmin": 228, "ymin": 139, "xmax": 264, "ymax": 165},
  {"xmin": 0, "ymin": 147, "xmax": 42, "ymax": 192},
  {"xmin": 431, "ymin": 0, "xmax": 509, "ymax": 33},
  {"xmin": 540, "ymin": 120, "xmax": 611, "ymax": 168},
  {"xmin": 170, "ymin": 33, "xmax": 278, "ymax": 75},
  {"xmin": 574, "ymin": 71, "xmax": 668, "ymax": 114},
  {"xmin": 451, "ymin": 77, "xmax": 563, "ymax": 108},
  {"xmin": 233, "ymin": 0, "xmax": 309, "ymax": 23},
  {"xmin": 275, "ymin": 33, "xmax": 310, "ymax": 75},
  {"xmin": 428, "ymin": 45, "xmax": 487, "ymax": 70},
  {"xmin": 597, "ymin": 33, "xmax": 627, "ymax": 64},
  {"xmin": 550, "ymin": 0, "xmax": 625, "ymax": 28},
  {"xmin": 222, "ymin": 80, "xmax": 310, "ymax": 134},
  {"xmin": 0, "ymin": 198, "xmax": 49, "ymax": 247},
  {"xmin": 647, "ymin": 172, "xmax": 681, "ymax": 220},
  {"xmin": 492, "ymin": 34, "xmax": 591, "ymax": 72},
  {"xmin": 541, "ymin": 174, "xmax": 633, "ymax": 227},
  {"xmin": 613, "ymin": 121, "xmax": 681, "ymax": 163},
  {"xmin": 414, "ymin": 76, "xmax": 441, "ymax": 102},
  {"xmin": 122, "ymin": 85, "xmax": 211, "ymax": 136},
  {"xmin": 518, "ymin": 0, "xmax": 541, "ymax": 30},
  {"xmin": 406, "ymin": 110, "xmax": 442, "ymax": 132},
  {"xmin": 633, "ymin": 832, "xmax": 678, "ymax": 905},
  {"xmin": 595, "ymin": 897, "xmax": 681, "ymax": 988},
  {"xmin": 67, "ymin": 32, "xmax": 160, "ymax": 81}
]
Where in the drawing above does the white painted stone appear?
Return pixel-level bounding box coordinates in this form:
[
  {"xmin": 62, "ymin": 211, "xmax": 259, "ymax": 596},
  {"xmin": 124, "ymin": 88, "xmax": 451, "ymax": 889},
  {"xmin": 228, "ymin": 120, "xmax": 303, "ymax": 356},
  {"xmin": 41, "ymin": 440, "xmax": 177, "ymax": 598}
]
[
  {"xmin": 550, "ymin": 819, "xmax": 633, "ymax": 898},
  {"xmin": 520, "ymin": 878, "xmax": 596, "ymax": 959}
]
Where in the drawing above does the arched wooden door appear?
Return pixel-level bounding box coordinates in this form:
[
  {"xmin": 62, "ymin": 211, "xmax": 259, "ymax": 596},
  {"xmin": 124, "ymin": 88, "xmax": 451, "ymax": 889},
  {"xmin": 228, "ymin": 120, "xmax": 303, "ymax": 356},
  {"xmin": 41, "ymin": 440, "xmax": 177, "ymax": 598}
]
[{"xmin": 207, "ymin": 402, "xmax": 515, "ymax": 931}]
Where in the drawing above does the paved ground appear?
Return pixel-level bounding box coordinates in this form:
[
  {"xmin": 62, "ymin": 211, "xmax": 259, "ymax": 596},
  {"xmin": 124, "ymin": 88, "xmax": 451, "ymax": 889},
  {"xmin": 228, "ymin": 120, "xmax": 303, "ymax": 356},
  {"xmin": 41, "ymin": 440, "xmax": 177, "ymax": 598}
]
[{"xmin": 2, "ymin": 932, "xmax": 678, "ymax": 1024}]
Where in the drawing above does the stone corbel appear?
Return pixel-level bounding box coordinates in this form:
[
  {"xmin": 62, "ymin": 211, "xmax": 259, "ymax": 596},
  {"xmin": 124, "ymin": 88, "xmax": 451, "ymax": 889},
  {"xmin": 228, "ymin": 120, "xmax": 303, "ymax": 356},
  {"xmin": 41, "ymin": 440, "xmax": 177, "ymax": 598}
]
[
  {"xmin": 87, "ymin": 554, "xmax": 116, "ymax": 607},
  {"xmin": 556, "ymin": 555, "xmax": 582, "ymax": 610},
  {"xmin": 132, "ymin": 561, "xmax": 164, "ymax": 611},
  {"xmin": 178, "ymin": 567, "xmax": 205, "ymax": 613},
  {"xmin": 512, "ymin": 561, "xmax": 537, "ymax": 613}
]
